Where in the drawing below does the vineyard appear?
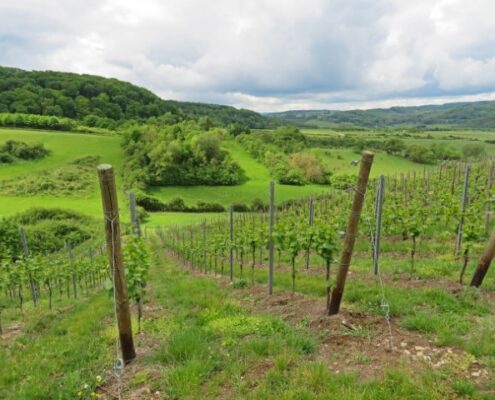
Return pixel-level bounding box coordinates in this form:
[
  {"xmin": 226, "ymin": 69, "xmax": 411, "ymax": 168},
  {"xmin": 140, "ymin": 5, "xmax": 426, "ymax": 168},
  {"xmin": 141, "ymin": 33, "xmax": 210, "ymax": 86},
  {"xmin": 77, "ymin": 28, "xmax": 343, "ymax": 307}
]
[
  {"xmin": 162, "ymin": 157, "xmax": 495, "ymax": 296},
  {"xmin": 1, "ymin": 154, "xmax": 495, "ymax": 398}
]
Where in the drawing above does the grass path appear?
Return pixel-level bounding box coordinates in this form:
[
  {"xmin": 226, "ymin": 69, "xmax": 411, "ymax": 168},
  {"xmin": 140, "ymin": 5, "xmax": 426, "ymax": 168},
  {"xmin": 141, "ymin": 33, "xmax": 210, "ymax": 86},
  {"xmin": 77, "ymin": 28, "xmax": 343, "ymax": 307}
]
[{"xmin": 99, "ymin": 241, "xmax": 492, "ymax": 399}]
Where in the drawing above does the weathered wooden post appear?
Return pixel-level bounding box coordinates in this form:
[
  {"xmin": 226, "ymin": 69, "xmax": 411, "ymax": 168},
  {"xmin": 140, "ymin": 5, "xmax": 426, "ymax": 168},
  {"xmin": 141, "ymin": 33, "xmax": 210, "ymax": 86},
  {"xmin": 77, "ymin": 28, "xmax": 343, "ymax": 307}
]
[
  {"xmin": 97, "ymin": 164, "xmax": 136, "ymax": 364},
  {"xmin": 470, "ymin": 225, "xmax": 495, "ymax": 287},
  {"xmin": 129, "ymin": 192, "xmax": 141, "ymax": 237},
  {"xmin": 328, "ymin": 151, "xmax": 374, "ymax": 315},
  {"xmin": 268, "ymin": 181, "xmax": 275, "ymax": 295}
]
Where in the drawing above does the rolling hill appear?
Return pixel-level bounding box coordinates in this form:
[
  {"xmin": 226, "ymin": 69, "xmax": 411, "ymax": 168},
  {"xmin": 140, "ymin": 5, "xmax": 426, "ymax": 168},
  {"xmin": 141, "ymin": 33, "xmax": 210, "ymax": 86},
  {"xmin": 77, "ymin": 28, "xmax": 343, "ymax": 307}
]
[
  {"xmin": 267, "ymin": 101, "xmax": 495, "ymax": 130},
  {"xmin": 0, "ymin": 66, "xmax": 269, "ymax": 128}
]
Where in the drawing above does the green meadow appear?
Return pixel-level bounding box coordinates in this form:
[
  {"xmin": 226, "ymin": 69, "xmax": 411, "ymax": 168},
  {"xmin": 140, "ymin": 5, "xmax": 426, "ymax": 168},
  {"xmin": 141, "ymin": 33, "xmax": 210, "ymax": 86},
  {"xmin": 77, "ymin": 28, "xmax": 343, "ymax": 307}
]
[{"xmin": 2, "ymin": 127, "xmax": 494, "ymax": 227}]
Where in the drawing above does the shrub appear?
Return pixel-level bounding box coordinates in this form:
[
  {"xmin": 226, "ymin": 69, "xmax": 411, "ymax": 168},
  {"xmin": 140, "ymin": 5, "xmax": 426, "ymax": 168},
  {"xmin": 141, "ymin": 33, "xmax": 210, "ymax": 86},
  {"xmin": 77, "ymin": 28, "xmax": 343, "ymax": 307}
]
[
  {"xmin": 134, "ymin": 191, "xmax": 167, "ymax": 212},
  {"xmin": 167, "ymin": 197, "xmax": 188, "ymax": 212},
  {"xmin": 0, "ymin": 152, "xmax": 14, "ymax": 164},
  {"xmin": 194, "ymin": 202, "xmax": 225, "ymax": 212},
  {"xmin": 462, "ymin": 143, "xmax": 486, "ymax": 159},
  {"xmin": 0, "ymin": 140, "xmax": 50, "ymax": 160},
  {"xmin": 251, "ymin": 198, "xmax": 267, "ymax": 212},
  {"xmin": 232, "ymin": 203, "xmax": 250, "ymax": 212}
]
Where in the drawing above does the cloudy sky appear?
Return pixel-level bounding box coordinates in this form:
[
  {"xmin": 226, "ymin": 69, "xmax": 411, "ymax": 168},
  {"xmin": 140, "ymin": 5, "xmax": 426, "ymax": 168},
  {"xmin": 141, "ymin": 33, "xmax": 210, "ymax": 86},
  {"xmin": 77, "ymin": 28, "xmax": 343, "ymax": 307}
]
[{"xmin": 1, "ymin": 0, "xmax": 495, "ymax": 112}]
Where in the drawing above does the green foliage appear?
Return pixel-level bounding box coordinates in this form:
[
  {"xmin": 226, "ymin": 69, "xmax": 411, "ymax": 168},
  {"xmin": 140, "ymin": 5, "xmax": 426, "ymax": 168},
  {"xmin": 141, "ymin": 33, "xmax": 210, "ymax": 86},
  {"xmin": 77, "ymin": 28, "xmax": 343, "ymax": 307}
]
[
  {"xmin": 122, "ymin": 122, "xmax": 245, "ymax": 188},
  {"xmin": 123, "ymin": 236, "xmax": 151, "ymax": 304},
  {"xmin": 268, "ymin": 101, "xmax": 495, "ymax": 130},
  {"xmin": 0, "ymin": 66, "xmax": 270, "ymax": 128},
  {"xmin": 0, "ymin": 155, "xmax": 100, "ymax": 196},
  {"xmin": 0, "ymin": 112, "xmax": 76, "ymax": 131},
  {"xmin": 462, "ymin": 143, "xmax": 487, "ymax": 159},
  {"xmin": 237, "ymin": 127, "xmax": 330, "ymax": 184},
  {"xmin": 0, "ymin": 208, "xmax": 95, "ymax": 261},
  {"xmin": 135, "ymin": 191, "xmax": 226, "ymax": 213},
  {"xmin": 0, "ymin": 139, "xmax": 50, "ymax": 161}
]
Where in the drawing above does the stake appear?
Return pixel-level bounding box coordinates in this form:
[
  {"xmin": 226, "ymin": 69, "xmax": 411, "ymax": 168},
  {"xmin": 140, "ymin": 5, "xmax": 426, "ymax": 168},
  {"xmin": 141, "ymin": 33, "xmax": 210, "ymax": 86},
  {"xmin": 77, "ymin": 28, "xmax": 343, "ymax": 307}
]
[
  {"xmin": 455, "ymin": 163, "xmax": 470, "ymax": 255},
  {"xmin": 97, "ymin": 164, "xmax": 136, "ymax": 364},
  {"xmin": 268, "ymin": 181, "xmax": 275, "ymax": 295},
  {"xmin": 374, "ymin": 175, "xmax": 385, "ymax": 275},
  {"xmin": 229, "ymin": 205, "xmax": 234, "ymax": 281},
  {"xmin": 66, "ymin": 241, "xmax": 78, "ymax": 299},
  {"xmin": 129, "ymin": 192, "xmax": 141, "ymax": 237},
  {"xmin": 305, "ymin": 198, "xmax": 314, "ymax": 270},
  {"xmin": 328, "ymin": 151, "xmax": 374, "ymax": 315},
  {"xmin": 470, "ymin": 224, "xmax": 495, "ymax": 287},
  {"xmin": 20, "ymin": 227, "xmax": 37, "ymax": 305}
]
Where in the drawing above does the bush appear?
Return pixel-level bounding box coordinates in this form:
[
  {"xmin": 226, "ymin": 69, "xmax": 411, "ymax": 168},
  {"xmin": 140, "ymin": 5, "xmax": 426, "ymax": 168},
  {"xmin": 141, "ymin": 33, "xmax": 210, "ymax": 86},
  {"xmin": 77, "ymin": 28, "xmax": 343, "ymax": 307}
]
[
  {"xmin": 0, "ymin": 152, "xmax": 14, "ymax": 164},
  {"xmin": 251, "ymin": 198, "xmax": 267, "ymax": 212},
  {"xmin": 462, "ymin": 143, "xmax": 486, "ymax": 159},
  {"xmin": 194, "ymin": 202, "xmax": 225, "ymax": 212},
  {"xmin": 134, "ymin": 191, "xmax": 167, "ymax": 212},
  {"xmin": 0, "ymin": 113, "xmax": 76, "ymax": 131},
  {"xmin": 0, "ymin": 140, "xmax": 50, "ymax": 160},
  {"xmin": 122, "ymin": 122, "xmax": 245, "ymax": 188},
  {"xmin": 232, "ymin": 203, "xmax": 250, "ymax": 212},
  {"xmin": 0, "ymin": 208, "xmax": 94, "ymax": 261},
  {"xmin": 167, "ymin": 197, "xmax": 188, "ymax": 212},
  {"xmin": 133, "ymin": 193, "xmax": 225, "ymax": 213}
]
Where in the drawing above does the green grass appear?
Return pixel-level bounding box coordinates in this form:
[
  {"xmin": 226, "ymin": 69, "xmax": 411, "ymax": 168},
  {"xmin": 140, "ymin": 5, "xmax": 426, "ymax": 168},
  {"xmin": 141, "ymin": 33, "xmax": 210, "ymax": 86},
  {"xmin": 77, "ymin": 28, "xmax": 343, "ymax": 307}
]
[
  {"xmin": 2, "ymin": 127, "xmax": 494, "ymax": 228},
  {"xmin": 312, "ymin": 147, "xmax": 425, "ymax": 176},
  {"xmin": 149, "ymin": 140, "xmax": 332, "ymax": 207},
  {"xmin": 0, "ymin": 292, "xmax": 113, "ymax": 399},
  {"xmin": 0, "ymin": 128, "xmax": 122, "ymax": 220},
  {"xmin": 131, "ymin": 244, "xmax": 479, "ymax": 399}
]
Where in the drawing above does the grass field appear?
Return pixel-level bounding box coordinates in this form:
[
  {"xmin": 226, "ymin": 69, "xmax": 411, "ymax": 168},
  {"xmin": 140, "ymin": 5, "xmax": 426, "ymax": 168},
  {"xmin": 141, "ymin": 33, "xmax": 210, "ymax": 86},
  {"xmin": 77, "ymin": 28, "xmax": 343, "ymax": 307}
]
[
  {"xmin": 149, "ymin": 140, "xmax": 332, "ymax": 207},
  {"xmin": 0, "ymin": 128, "xmax": 123, "ymax": 220},
  {"xmin": 2, "ymin": 127, "xmax": 493, "ymax": 228},
  {"xmin": 312, "ymin": 148, "xmax": 425, "ymax": 176},
  {"xmin": 4, "ymin": 236, "xmax": 493, "ymax": 398}
]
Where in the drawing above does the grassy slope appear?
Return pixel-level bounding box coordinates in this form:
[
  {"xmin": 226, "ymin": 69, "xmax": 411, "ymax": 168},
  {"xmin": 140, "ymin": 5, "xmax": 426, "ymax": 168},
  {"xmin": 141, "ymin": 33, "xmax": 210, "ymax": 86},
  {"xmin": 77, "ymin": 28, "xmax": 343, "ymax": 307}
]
[
  {"xmin": 3, "ymin": 128, "xmax": 493, "ymax": 227},
  {"xmin": 149, "ymin": 140, "xmax": 332, "ymax": 207},
  {"xmin": 108, "ymin": 244, "xmax": 490, "ymax": 398},
  {"xmin": 0, "ymin": 128, "xmax": 122, "ymax": 219},
  {"xmin": 313, "ymin": 148, "xmax": 425, "ymax": 176}
]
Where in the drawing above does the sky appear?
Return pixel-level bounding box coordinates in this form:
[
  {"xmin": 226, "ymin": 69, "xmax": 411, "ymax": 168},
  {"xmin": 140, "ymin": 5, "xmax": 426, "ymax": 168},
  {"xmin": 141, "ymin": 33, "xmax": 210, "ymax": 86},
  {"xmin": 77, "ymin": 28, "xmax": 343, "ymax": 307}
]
[{"xmin": 1, "ymin": 0, "xmax": 495, "ymax": 112}]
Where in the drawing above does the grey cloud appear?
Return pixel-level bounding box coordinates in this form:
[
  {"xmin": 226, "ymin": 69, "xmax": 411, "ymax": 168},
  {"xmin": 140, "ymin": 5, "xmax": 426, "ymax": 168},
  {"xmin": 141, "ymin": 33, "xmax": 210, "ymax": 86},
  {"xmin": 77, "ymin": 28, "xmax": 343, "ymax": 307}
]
[{"xmin": 0, "ymin": 0, "xmax": 494, "ymax": 111}]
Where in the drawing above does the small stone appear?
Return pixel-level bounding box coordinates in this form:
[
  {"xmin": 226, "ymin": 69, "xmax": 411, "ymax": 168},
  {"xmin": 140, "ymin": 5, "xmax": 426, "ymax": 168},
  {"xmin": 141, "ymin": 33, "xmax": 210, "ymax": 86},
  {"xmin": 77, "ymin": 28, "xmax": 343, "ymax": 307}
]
[
  {"xmin": 400, "ymin": 342, "xmax": 407, "ymax": 348},
  {"xmin": 414, "ymin": 346, "xmax": 425, "ymax": 351},
  {"xmin": 471, "ymin": 371, "xmax": 481, "ymax": 377}
]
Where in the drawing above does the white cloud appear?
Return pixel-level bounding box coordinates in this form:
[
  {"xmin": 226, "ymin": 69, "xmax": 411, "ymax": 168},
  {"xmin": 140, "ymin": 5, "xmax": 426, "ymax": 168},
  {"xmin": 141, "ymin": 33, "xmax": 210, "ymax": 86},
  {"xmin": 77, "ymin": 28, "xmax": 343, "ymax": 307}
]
[{"xmin": 1, "ymin": 0, "xmax": 495, "ymax": 111}]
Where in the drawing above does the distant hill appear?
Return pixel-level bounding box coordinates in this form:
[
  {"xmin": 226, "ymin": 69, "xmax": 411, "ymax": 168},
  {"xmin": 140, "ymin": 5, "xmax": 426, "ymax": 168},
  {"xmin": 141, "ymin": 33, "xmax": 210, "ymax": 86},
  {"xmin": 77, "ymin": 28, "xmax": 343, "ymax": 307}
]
[
  {"xmin": 267, "ymin": 101, "xmax": 495, "ymax": 130},
  {"xmin": 0, "ymin": 66, "xmax": 269, "ymax": 128}
]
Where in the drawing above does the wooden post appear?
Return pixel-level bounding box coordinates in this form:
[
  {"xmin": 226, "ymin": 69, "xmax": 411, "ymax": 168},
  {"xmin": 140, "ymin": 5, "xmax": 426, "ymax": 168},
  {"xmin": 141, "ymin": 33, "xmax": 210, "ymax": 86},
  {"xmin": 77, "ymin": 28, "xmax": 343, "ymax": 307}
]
[
  {"xmin": 129, "ymin": 192, "xmax": 141, "ymax": 237},
  {"xmin": 374, "ymin": 175, "xmax": 385, "ymax": 275},
  {"xmin": 97, "ymin": 164, "xmax": 136, "ymax": 364},
  {"xmin": 328, "ymin": 151, "xmax": 374, "ymax": 315},
  {"xmin": 470, "ymin": 225, "xmax": 495, "ymax": 287},
  {"xmin": 455, "ymin": 163, "xmax": 470, "ymax": 255},
  {"xmin": 229, "ymin": 205, "xmax": 234, "ymax": 281},
  {"xmin": 66, "ymin": 241, "xmax": 78, "ymax": 299},
  {"xmin": 268, "ymin": 181, "xmax": 275, "ymax": 295}
]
